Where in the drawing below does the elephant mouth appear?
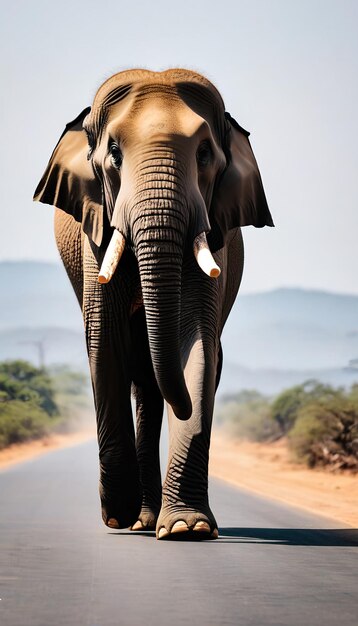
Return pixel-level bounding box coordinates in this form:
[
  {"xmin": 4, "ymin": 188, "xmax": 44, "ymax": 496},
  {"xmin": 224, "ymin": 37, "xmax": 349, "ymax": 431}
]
[
  {"xmin": 98, "ymin": 229, "xmax": 221, "ymax": 284},
  {"xmin": 129, "ymin": 285, "xmax": 144, "ymax": 317}
]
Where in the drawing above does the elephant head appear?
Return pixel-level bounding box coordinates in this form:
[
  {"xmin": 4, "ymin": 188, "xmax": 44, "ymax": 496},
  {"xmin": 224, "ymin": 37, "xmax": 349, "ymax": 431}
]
[{"xmin": 34, "ymin": 69, "xmax": 273, "ymax": 421}]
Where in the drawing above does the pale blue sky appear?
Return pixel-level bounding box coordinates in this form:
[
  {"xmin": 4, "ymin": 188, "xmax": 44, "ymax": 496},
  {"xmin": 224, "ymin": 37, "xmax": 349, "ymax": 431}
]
[{"xmin": 1, "ymin": 0, "xmax": 357, "ymax": 294}]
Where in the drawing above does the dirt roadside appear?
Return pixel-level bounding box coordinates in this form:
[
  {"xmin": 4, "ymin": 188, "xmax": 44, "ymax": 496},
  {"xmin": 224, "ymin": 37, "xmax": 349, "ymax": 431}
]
[{"xmin": 209, "ymin": 432, "xmax": 358, "ymax": 527}]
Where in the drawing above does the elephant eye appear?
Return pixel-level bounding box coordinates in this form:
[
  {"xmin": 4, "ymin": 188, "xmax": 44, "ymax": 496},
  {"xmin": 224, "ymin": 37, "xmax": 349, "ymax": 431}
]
[
  {"xmin": 109, "ymin": 142, "xmax": 123, "ymax": 169},
  {"xmin": 196, "ymin": 141, "xmax": 213, "ymax": 169}
]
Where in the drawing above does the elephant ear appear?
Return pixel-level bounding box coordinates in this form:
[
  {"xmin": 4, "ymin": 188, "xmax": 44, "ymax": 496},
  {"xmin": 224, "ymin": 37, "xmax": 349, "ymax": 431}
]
[
  {"xmin": 209, "ymin": 112, "xmax": 274, "ymax": 251},
  {"xmin": 33, "ymin": 107, "xmax": 104, "ymax": 247}
]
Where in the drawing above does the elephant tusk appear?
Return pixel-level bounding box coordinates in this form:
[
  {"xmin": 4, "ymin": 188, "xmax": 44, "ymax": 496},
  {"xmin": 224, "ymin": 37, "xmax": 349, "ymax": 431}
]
[
  {"xmin": 98, "ymin": 230, "xmax": 126, "ymax": 284},
  {"xmin": 193, "ymin": 232, "xmax": 221, "ymax": 278}
]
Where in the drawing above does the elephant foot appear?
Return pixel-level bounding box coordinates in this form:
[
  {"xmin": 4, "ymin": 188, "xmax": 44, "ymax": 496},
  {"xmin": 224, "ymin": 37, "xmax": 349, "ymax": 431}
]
[
  {"xmin": 102, "ymin": 501, "xmax": 141, "ymax": 530},
  {"xmin": 100, "ymin": 457, "xmax": 142, "ymax": 530},
  {"xmin": 130, "ymin": 506, "xmax": 158, "ymax": 531},
  {"xmin": 156, "ymin": 506, "xmax": 218, "ymax": 541},
  {"xmin": 158, "ymin": 520, "xmax": 218, "ymax": 540}
]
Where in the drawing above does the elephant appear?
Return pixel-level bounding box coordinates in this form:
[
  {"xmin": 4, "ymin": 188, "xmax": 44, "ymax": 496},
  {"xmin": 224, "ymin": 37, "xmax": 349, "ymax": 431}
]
[{"xmin": 34, "ymin": 68, "xmax": 273, "ymax": 540}]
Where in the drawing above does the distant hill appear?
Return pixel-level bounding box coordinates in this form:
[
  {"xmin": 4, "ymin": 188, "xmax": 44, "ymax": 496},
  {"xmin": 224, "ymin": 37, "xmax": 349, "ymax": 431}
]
[
  {"xmin": 218, "ymin": 361, "xmax": 358, "ymax": 398},
  {"xmin": 0, "ymin": 261, "xmax": 357, "ymax": 394},
  {"xmin": 227, "ymin": 288, "xmax": 358, "ymax": 332},
  {"xmin": 222, "ymin": 288, "xmax": 358, "ymax": 370}
]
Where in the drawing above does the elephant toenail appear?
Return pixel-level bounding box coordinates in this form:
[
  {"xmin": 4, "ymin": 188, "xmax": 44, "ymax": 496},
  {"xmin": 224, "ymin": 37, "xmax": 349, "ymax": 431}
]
[
  {"xmin": 211, "ymin": 528, "xmax": 219, "ymax": 539},
  {"xmin": 157, "ymin": 521, "xmax": 189, "ymax": 539},
  {"xmin": 193, "ymin": 521, "xmax": 211, "ymax": 533},
  {"xmin": 131, "ymin": 520, "xmax": 144, "ymax": 531},
  {"xmin": 107, "ymin": 518, "xmax": 119, "ymax": 529},
  {"xmin": 171, "ymin": 521, "xmax": 189, "ymax": 534},
  {"xmin": 158, "ymin": 526, "xmax": 170, "ymax": 539}
]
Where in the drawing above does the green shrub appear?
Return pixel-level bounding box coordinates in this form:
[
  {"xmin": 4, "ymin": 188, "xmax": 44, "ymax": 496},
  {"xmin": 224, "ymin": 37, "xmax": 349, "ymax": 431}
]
[
  {"xmin": 0, "ymin": 400, "xmax": 49, "ymax": 448},
  {"xmin": 271, "ymin": 380, "xmax": 340, "ymax": 434},
  {"xmin": 289, "ymin": 396, "xmax": 358, "ymax": 470},
  {"xmin": 215, "ymin": 381, "xmax": 358, "ymax": 470},
  {"xmin": 0, "ymin": 360, "xmax": 91, "ymax": 449},
  {"xmin": 349, "ymin": 384, "xmax": 358, "ymax": 409},
  {"xmin": 0, "ymin": 360, "xmax": 58, "ymax": 416}
]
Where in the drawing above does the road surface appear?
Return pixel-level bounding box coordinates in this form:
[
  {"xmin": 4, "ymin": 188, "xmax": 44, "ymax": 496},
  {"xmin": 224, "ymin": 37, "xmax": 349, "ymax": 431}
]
[{"xmin": 0, "ymin": 440, "xmax": 357, "ymax": 626}]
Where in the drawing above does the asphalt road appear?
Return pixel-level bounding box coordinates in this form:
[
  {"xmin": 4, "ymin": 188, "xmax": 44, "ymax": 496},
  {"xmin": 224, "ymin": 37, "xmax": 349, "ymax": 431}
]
[{"xmin": 0, "ymin": 440, "xmax": 357, "ymax": 626}]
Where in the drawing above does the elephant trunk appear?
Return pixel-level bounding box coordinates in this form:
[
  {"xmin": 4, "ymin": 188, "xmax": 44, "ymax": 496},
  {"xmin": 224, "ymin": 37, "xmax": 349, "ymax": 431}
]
[
  {"xmin": 133, "ymin": 201, "xmax": 192, "ymax": 420},
  {"xmin": 105, "ymin": 152, "xmax": 217, "ymax": 420}
]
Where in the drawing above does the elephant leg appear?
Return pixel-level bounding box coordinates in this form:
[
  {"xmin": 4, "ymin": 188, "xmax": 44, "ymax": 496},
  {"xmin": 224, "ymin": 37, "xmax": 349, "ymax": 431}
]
[
  {"xmin": 83, "ymin": 238, "xmax": 142, "ymax": 529},
  {"xmin": 130, "ymin": 307, "xmax": 164, "ymax": 531},
  {"xmin": 131, "ymin": 382, "xmax": 163, "ymax": 530},
  {"xmin": 156, "ymin": 336, "xmax": 219, "ymax": 540}
]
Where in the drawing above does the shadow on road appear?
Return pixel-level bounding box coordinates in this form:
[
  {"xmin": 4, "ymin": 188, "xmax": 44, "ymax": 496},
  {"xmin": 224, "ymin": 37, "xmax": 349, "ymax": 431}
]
[
  {"xmin": 108, "ymin": 528, "xmax": 358, "ymax": 546},
  {"xmin": 108, "ymin": 530, "xmax": 156, "ymax": 538},
  {"xmin": 218, "ymin": 527, "xmax": 358, "ymax": 546}
]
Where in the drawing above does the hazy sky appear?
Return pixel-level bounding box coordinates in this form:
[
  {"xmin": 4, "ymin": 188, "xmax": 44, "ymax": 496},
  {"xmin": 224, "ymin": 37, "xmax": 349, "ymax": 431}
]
[{"xmin": 1, "ymin": 0, "xmax": 357, "ymax": 294}]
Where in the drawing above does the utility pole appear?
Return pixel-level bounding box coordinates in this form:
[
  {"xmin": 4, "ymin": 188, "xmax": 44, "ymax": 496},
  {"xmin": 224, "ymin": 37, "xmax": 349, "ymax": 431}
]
[{"xmin": 19, "ymin": 339, "xmax": 46, "ymax": 369}]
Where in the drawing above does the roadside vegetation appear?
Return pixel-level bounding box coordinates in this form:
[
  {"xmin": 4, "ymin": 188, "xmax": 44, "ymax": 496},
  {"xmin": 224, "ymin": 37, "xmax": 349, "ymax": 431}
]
[
  {"xmin": 0, "ymin": 360, "xmax": 91, "ymax": 450},
  {"xmin": 215, "ymin": 380, "xmax": 358, "ymax": 472}
]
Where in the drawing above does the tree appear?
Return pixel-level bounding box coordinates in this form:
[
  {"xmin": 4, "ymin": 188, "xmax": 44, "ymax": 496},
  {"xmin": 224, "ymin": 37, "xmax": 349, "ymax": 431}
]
[
  {"xmin": 0, "ymin": 360, "xmax": 58, "ymax": 416},
  {"xmin": 289, "ymin": 395, "xmax": 358, "ymax": 470},
  {"xmin": 271, "ymin": 380, "xmax": 341, "ymax": 435}
]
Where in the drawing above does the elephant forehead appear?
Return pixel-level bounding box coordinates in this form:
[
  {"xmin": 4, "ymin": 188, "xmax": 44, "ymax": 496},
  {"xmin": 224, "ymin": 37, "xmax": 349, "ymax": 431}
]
[
  {"xmin": 89, "ymin": 71, "xmax": 226, "ymax": 147},
  {"xmin": 107, "ymin": 94, "xmax": 211, "ymax": 144},
  {"xmin": 133, "ymin": 98, "xmax": 208, "ymax": 138}
]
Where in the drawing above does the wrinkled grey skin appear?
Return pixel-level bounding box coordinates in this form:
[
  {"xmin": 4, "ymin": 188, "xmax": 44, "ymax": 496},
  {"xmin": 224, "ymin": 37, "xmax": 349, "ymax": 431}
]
[{"xmin": 35, "ymin": 69, "xmax": 273, "ymax": 539}]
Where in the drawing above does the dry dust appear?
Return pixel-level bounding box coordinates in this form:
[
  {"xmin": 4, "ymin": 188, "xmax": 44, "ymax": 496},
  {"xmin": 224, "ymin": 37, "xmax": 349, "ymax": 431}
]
[{"xmin": 209, "ymin": 432, "xmax": 358, "ymax": 527}]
